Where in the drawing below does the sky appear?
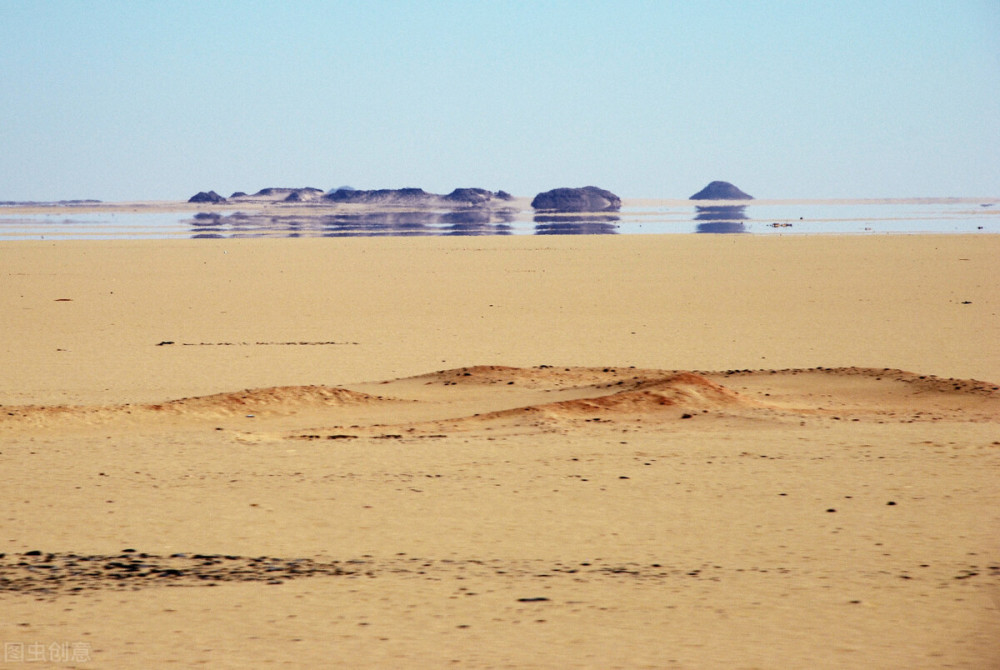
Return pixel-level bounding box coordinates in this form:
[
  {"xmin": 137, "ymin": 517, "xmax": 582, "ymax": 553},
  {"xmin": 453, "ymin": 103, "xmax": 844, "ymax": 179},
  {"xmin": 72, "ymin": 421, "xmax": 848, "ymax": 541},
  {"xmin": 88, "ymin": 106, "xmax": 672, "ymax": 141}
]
[{"xmin": 1, "ymin": 0, "xmax": 998, "ymax": 201}]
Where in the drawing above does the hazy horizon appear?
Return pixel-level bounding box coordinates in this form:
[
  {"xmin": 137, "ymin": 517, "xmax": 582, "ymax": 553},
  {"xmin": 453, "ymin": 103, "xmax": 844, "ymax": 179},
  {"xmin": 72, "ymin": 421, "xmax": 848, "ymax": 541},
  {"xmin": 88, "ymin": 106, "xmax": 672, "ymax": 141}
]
[{"xmin": 2, "ymin": 1, "xmax": 998, "ymax": 202}]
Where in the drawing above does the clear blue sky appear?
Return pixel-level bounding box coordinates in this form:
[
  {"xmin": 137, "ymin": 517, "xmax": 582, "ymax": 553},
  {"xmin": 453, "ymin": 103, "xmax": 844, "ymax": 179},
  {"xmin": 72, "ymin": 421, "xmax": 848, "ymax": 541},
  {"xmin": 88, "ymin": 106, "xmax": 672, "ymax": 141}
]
[{"xmin": 2, "ymin": 0, "xmax": 998, "ymax": 201}]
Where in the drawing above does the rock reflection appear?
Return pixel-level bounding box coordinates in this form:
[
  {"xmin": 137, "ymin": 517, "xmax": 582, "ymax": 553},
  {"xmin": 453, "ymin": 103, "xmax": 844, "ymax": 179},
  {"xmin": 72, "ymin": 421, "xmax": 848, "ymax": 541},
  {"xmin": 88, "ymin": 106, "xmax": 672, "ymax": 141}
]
[
  {"xmin": 188, "ymin": 209, "xmax": 519, "ymax": 238},
  {"xmin": 190, "ymin": 212, "xmax": 227, "ymax": 238},
  {"xmin": 440, "ymin": 208, "xmax": 515, "ymax": 236},
  {"xmin": 694, "ymin": 205, "xmax": 748, "ymax": 234},
  {"xmin": 533, "ymin": 214, "xmax": 619, "ymax": 235},
  {"xmin": 322, "ymin": 211, "xmax": 437, "ymax": 236}
]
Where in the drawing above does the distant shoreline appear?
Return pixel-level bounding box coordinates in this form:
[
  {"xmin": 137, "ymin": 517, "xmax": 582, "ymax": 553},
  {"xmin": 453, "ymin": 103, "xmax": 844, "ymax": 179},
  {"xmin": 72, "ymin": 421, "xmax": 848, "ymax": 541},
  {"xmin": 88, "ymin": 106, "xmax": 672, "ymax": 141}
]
[{"xmin": 1, "ymin": 195, "xmax": 997, "ymax": 216}]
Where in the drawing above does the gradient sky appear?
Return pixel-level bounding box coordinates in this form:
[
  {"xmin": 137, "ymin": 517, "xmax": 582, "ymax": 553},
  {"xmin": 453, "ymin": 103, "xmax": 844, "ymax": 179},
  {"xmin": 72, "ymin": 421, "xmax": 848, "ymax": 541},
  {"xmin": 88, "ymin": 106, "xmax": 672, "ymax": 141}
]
[{"xmin": 2, "ymin": 0, "xmax": 998, "ymax": 201}]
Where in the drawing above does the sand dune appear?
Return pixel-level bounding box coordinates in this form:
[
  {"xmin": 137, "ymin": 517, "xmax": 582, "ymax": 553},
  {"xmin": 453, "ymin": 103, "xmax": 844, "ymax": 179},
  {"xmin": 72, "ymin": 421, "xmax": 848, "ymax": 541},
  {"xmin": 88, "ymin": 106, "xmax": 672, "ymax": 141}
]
[
  {"xmin": 5, "ymin": 365, "xmax": 996, "ymax": 438},
  {"xmin": 4, "ymin": 364, "xmax": 997, "ymax": 439},
  {"xmin": 302, "ymin": 366, "xmax": 1000, "ymax": 437},
  {"xmin": 0, "ymin": 385, "xmax": 396, "ymax": 431}
]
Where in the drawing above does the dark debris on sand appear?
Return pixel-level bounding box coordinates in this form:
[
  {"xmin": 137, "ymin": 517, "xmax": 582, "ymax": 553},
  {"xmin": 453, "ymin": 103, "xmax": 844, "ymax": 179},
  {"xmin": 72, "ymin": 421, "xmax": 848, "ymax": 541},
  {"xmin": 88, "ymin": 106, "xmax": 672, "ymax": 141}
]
[
  {"xmin": 3, "ymin": 551, "xmax": 997, "ymax": 600},
  {"xmin": 0, "ymin": 551, "xmax": 356, "ymax": 597}
]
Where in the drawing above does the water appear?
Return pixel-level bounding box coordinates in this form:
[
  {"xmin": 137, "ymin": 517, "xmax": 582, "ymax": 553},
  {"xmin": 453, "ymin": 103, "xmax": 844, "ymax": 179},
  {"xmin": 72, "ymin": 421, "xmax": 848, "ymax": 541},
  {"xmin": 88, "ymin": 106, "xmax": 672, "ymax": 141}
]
[{"xmin": 1, "ymin": 200, "xmax": 997, "ymax": 239}]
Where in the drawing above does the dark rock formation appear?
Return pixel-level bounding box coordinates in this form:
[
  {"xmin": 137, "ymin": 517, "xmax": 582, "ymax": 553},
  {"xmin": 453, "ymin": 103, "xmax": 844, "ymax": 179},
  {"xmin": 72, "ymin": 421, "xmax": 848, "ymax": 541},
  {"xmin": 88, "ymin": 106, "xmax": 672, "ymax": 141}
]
[
  {"xmin": 188, "ymin": 191, "xmax": 226, "ymax": 204},
  {"xmin": 253, "ymin": 187, "xmax": 322, "ymax": 197},
  {"xmin": 443, "ymin": 188, "xmax": 496, "ymax": 205},
  {"xmin": 530, "ymin": 186, "xmax": 621, "ymax": 212},
  {"xmin": 213, "ymin": 186, "xmax": 514, "ymax": 208},
  {"xmin": 689, "ymin": 181, "xmax": 753, "ymax": 200},
  {"xmin": 282, "ymin": 188, "xmax": 325, "ymax": 202},
  {"xmin": 324, "ymin": 188, "xmax": 438, "ymax": 206}
]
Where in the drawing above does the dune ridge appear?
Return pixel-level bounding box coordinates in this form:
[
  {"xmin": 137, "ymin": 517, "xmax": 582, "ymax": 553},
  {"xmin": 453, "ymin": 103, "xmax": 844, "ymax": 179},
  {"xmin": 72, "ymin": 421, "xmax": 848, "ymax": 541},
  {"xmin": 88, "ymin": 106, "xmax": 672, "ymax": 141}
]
[
  {"xmin": 0, "ymin": 385, "xmax": 398, "ymax": 430},
  {"xmin": 4, "ymin": 365, "xmax": 997, "ymax": 435}
]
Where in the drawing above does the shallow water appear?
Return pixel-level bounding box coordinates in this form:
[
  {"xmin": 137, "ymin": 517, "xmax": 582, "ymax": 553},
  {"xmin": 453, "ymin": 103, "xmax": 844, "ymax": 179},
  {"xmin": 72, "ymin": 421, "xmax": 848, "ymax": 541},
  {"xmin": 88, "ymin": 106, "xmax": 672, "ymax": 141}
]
[{"xmin": 1, "ymin": 201, "xmax": 997, "ymax": 239}]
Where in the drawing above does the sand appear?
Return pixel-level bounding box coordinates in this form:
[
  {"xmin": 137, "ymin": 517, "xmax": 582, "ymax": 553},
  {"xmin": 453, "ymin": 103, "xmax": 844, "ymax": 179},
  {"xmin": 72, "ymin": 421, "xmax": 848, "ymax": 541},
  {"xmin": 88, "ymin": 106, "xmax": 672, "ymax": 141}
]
[{"xmin": 1, "ymin": 233, "xmax": 998, "ymax": 668}]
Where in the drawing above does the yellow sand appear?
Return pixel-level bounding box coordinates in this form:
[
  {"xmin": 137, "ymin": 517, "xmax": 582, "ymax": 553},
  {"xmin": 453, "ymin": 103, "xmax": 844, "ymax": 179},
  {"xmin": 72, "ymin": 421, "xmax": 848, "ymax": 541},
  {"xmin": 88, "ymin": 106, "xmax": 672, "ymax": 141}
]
[{"xmin": 1, "ymin": 234, "xmax": 998, "ymax": 668}]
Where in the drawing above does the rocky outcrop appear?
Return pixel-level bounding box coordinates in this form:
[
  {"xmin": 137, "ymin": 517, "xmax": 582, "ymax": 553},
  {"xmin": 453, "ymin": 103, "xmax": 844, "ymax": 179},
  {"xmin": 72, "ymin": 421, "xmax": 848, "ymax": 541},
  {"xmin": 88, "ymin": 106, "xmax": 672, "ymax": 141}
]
[
  {"xmin": 689, "ymin": 181, "xmax": 753, "ymax": 200},
  {"xmin": 207, "ymin": 186, "xmax": 515, "ymax": 208},
  {"xmin": 443, "ymin": 188, "xmax": 496, "ymax": 205},
  {"xmin": 252, "ymin": 187, "xmax": 322, "ymax": 197},
  {"xmin": 324, "ymin": 187, "xmax": 512, "ymax": 207},
  {"xmin": 325, "ymin": 187, "xmax": 438, "ymax": 206},
  {"xmin": 188, "ymin": 191, "xmax": 226, "ymax": 204},
  {"xmin": 283, "ymin": 188, "xmax": 325, "ymax": 202},
  {"xmin": 530, "ymin": 186, "xmax": 621, "ymax": 212}
]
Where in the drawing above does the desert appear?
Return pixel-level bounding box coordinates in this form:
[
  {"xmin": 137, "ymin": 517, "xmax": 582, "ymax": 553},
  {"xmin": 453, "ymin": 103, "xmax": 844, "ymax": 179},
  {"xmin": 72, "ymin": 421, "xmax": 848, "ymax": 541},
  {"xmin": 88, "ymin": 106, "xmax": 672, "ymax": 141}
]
[{"xmin": 1, "ymin": 229, "xmax": 998, "ymax": 668}]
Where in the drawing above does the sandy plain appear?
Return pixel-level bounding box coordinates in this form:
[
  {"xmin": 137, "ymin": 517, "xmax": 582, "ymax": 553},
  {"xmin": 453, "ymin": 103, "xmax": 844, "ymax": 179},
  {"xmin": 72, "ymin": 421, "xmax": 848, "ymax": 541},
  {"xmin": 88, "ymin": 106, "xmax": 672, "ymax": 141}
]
[{"xmin": 0, "ymin": 230, "xmax": 998, "ymax": 668}]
